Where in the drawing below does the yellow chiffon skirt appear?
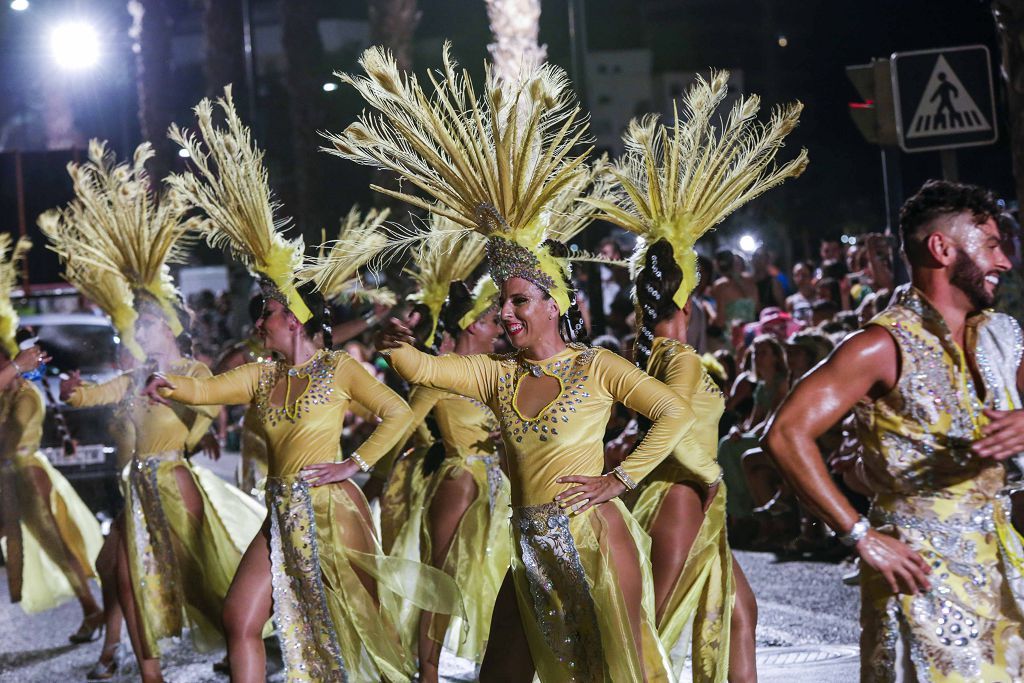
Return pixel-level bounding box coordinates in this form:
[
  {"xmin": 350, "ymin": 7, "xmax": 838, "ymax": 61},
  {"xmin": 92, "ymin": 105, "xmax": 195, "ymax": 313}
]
[
  {"xmin": 237, "ymin": 411, "xmax": 269, "ymax": 497},
  {"xmin": 266, "ymin": 474, "xmax": 462, "ymax": 682},
  {"xmin": 0, "ymin": 452, "xmax": 103, "ymax": 613},
  {"xmin": 123, "ymin": 451, "xmax": 265, "ymax": 657},
  {"xmin": 379, "ymin": 445, "xmax": 429, "ymax": 554},
  {"xmin": 391, "ymin": 454, "xmax": 512, "ymax": 665},
  {"xmin": 511, "ymin": 498, "xmax": 672, "ymax": 682},
  {"xmin": 632, "ymin": 480, "xmax": 734, "ymax": 681}
]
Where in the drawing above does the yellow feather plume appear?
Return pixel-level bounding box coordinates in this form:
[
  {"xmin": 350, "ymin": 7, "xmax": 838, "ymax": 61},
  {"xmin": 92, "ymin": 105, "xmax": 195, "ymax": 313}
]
[
  {"xmin": 299, "ymin": 206, "xmax": 391, "ymax": 302},
  {"xmin": 167, "ymin": 86, "xmax": 312, "ymax": 323},
  {"xmin": 0, "ymin": 233, "xmax": 30, "ymax": 358},
  {"xmin": 406, "ymin": 215, "xmax": 488, "ymax": 339},
  {"xmin": 38, "ymin": 209, "xmax": 146, "ymax": 361},
  {"xmin": 585, "ymin": 71, "xmax": 809, "ymax": 307},
  {"xmin": 41, "ymin": 139, "xmax": 194, "ymax": 336},
  {"xmin": 324, "ymin": 42, "xmax": 594, "ymax": 312}
]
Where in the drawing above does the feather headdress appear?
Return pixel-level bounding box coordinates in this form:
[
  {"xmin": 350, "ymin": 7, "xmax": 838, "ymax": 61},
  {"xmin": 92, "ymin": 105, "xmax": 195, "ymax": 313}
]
[
  {"xmin": 168, "ymin": 86, "xmax": 312, "ymax": 323},
  {"xmin": 323, "ymin": 42, "xmax": 594, "ymax": 313},
  {"xmin": 0, "ymin": 233, "xmax": 30, "ymax": 358},
  {"xmin": 298, "ymin": 206, "xmax": 392, "ymax": 306},
  {"xmin": 40, "ymin": 139, "xmax": 194, "ymax": 353},
  {"xmin": 405, "ymin": 215, "xmax": 488, "ymax": 340},
  {"xmin": 586, "ymin": 71, "xmax": 809, "ymax": 308},
  {"xmin": 38, "ymin": 209, "xmax": 144, "ymax": 360}
]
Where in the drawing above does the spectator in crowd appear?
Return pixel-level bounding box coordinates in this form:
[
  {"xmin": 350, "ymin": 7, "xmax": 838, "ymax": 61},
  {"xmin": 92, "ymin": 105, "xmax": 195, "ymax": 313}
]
[
  {"xmin": 711, "ymin": 250, "xmax": 760, "ymax": 348},
  {"xmin": 752, "ymin": 248, "xmax": 786, "ymax": 312}
]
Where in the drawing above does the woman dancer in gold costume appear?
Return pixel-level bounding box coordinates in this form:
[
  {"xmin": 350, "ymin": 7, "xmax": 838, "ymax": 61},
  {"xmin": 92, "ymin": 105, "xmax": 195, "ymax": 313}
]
[
  {"xmin": 144, "ymin": 89, "xmax": 458, "ymax": 682},
  {"xmin": 591, "ymin": 72, "xmax": 807, "ymax": 681},
  {"xmin": 334, "ymin": 44, "xmax": 694, "ymax": 680},
  {"xmin": 42, "ymin": 141, "xmax": 264, "ymax": 683},
  {"xmin": 0, "ymin": 235, "xmax": 104, "ymax": 645}
]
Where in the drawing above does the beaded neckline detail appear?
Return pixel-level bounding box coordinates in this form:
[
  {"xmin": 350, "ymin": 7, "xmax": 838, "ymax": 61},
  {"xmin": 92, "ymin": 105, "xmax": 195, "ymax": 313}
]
[{"xmin": 258, "ymin": 349, "xmax": 337, "ymax": 426}]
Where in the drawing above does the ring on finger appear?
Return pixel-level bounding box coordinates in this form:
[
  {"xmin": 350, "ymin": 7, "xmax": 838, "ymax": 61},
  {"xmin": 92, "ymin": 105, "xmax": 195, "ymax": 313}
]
[{"xmin": 572, "ymin": 498, "xmax": 589, "ymax": 512}]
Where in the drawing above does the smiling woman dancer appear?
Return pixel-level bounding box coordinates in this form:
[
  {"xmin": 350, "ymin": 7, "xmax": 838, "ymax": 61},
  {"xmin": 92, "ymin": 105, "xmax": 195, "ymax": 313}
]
[
  {"xmin": 589, "ymin": 71, "xmax": 808, "ymax": 682},
  {"xmin": 143, "ymin": 89, "xmax": 458, "ymax": 682},
  {"xmin": 331, "ymin": 44, "xmax": 694, "ymax": 681},
  {"xmin": 0, "ymin": 235, "xmax": 104, "ymax": 646},
  {"xmin": 41, "ymin": 141, "xmax": 265, "ymax": 683}
]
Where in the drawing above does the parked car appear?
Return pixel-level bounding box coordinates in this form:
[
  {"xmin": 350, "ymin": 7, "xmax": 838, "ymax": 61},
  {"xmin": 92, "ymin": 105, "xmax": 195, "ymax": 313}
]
[{"xmin": 20, "ymin": 313, "xmax": 123, "ymax": 516}]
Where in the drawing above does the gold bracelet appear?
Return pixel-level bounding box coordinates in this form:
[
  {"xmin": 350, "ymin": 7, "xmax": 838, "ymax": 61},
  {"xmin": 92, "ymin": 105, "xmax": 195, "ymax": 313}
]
[
  {"xmin": 349, "ymin": 452, "xmax": 370, "ymax": 472},
  {"xmin": 611, "ymin": 465, "xmax": 637, "ymax": 490}
]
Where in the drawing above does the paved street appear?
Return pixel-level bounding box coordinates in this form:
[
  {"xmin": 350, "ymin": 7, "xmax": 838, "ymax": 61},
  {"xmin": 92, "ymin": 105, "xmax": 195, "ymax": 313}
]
[{"xmin": 0, "ymin": 453, "xmax": 861, "ymax": 681}]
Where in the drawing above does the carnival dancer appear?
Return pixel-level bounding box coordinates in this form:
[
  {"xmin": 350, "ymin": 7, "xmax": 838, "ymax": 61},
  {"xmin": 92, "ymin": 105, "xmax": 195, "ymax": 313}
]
[
  {"xmin": 371, "ymin": 219, "xmax": 511, "ymax": 681},
  {"xmin": 144, "ymin": 88, "xmax": 459, "ymax": 682},
  {"xmin": 41, "ymin": 140, "xmax": 265, "ymax": 683},
  {"xmin": 765, "ymin": 180, "xmax": 1024, "ymax": 682},
  {"xmin": 589, "ymin": 70, "xmax": 807, "ymax": 681},
  {"xmin": 0, "ymin": 235, "xmax": 104, "ymax": 644},
  {"xmin": 334, "ymin": 44, "xmax": 694, "ymax": 681}
]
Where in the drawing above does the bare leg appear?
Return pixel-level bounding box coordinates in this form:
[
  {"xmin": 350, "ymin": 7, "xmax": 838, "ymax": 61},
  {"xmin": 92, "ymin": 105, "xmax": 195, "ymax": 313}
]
[
  {"xmin": 93, "ymin": 515, "xmax": 124, "ymax": 668},
  {"xmin": 223, "ymin": 523, "xmax": 273, "ymax": 683},
  {"xmin": 26, "ymin": 466, "xmax": 101, "ymax": 619},
  {"xmin": 479, "ymin": 572, "xmax": 534, "ymax": 683},
  {"xmin": 647, "ymin": 483, "xmax": 703, "ymax": 621},
  {"xmin": 728, "ymin": 559, "xmax": 758, "ymax": 683},
  {"xmin": 419, "ymin": 469, "xmax": 477, "ymax": 683},
  {"xmin": 594, "ymin": 503, "xmax": 645, "ymax": 667},
  {"xmin": 116, "ymin": 532, "xmax": 162, "ymax": 682}
]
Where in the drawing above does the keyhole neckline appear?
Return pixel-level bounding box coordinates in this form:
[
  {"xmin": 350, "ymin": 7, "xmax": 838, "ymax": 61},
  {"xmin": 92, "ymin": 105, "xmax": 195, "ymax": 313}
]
[{"xmin": 511, "ymin": 367, "xmax": 564, "ymax": 422}]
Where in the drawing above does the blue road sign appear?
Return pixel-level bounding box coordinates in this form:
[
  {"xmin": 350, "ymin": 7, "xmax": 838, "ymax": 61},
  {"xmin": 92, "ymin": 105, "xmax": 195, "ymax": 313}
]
[{"xmin": 891, "ymin": 45, "xmax": 997, "ymax": 153}]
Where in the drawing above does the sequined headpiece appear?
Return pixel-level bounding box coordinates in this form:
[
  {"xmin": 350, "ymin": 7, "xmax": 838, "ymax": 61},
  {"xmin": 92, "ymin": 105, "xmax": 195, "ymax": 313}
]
[
  {"xmin": 586, "ymin": 71, "xmax": 808, "ymax": 308},
  {"xmin": 168, "ymin": 86, "xmax": 312, "ymax": 324}
]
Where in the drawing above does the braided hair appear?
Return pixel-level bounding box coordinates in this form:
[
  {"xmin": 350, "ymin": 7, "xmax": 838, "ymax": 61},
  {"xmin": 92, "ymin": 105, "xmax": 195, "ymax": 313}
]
[
  {"xmin": 540, "ymin": 239, "xmax": 589, "ymax": 345},
  {"xmin": 633, "ymin": 239, "xmax": 685, "ymax": 372}
]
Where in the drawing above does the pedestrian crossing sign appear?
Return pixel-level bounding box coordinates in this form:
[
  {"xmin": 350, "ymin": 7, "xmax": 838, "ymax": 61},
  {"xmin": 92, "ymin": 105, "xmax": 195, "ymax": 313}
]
[{"xmin": 891, "ymin": 45, "xmax": 997, "ymax": 153}]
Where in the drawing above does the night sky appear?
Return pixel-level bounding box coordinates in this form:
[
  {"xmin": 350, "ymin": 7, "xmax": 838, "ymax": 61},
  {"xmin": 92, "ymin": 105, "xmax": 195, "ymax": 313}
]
[{"xmin": 0, "ymin": 0, "xmax": 1011, "ymax": 281}]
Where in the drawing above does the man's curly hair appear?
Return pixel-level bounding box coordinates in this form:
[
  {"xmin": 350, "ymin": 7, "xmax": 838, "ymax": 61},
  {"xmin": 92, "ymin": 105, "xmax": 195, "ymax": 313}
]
[{"xmin": 899, "ymin": 180, "xmax": 1002, "ymax": 264}]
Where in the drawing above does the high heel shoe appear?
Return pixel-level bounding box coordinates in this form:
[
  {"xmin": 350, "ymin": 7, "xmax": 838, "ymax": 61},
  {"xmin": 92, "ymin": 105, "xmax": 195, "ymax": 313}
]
[
  {"xmin": 86, "ymin": 643, "xmax": 119, "ymax": 681},
  {"xmin": 69, "ymin": 611, "xmax": 104, "ymax": 644}
]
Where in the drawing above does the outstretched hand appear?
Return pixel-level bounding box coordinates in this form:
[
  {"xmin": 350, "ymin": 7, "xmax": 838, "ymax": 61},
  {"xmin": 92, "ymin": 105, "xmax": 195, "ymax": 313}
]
[
  {"xmin": 141, "ymin": 374, "xmax": 175, "ymax": 407},
  {"xmin": 375, "ymin": 312, "xmax": 420, "ymax": 351},
  {"xmin": 554, "ymin": 473, "xmax": 627, "ymax": 516}
]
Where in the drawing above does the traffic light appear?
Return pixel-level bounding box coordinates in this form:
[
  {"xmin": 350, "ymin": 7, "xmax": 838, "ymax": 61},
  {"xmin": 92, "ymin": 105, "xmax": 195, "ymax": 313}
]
[{"xmin": 846, "ymin": 59, "xmax": 899, "ymax": 147}]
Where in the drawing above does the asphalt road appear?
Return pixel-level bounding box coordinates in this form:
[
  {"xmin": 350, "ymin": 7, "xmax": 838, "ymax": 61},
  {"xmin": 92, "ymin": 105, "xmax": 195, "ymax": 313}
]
[{"xmin": 0, "ymin": 452, "xmax": 862, "ymax": 682}]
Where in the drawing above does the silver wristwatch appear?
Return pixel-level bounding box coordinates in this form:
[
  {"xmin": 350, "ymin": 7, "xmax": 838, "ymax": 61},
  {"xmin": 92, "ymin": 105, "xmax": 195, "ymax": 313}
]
[{"xmin": 838, "ymin": 516, "xmax": 871, "ymax": 547}]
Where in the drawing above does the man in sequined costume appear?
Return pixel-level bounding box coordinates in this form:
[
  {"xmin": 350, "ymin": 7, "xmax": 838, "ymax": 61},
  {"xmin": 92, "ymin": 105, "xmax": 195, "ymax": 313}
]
[{"xmin": 765, "ymin": 180, "xmax": 1024, "ymax": 682}]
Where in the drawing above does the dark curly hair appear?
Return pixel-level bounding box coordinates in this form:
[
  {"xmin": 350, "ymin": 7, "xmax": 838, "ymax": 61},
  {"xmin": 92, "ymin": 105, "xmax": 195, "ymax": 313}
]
[
  {"xmin": 540, "ymin": 239, "xmax": 589, "ymax": 345},
  {"xmin": 633, "ymin": 239, "xmax": 684, "ymax": 372},
  {"xmin": 294, "ymin": 281, "xmax": 334, "ymax": 348},
  {"xmin": 899, "ymin": 180, "xmax": 1002, "ymax": 265}
]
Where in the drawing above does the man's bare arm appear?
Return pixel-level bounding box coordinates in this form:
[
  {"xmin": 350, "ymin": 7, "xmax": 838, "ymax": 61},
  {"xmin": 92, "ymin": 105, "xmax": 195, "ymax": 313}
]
[{"xmin": 764, "ymin": 326, "xmax": 931, "ymax": 594}]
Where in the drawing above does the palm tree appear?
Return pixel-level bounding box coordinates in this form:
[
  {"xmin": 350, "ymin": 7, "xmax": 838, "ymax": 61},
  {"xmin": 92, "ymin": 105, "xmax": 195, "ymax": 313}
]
[
  {"xmin": 485, "ymin": 0, "xmax": 547, "ymax": 83},
  {"xmin": 127, "ymin": 0, "xmax": 176, "ymax": 180}
]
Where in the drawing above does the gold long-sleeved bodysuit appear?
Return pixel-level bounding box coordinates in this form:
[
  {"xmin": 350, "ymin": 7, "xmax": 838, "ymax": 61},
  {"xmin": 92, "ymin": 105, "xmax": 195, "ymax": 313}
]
[
  {"xmin": 630, "ymin": 338, "xmax": 732, "ymax": 680},
  {"xmin": 160, "ymin": 348, "xmax": 461, "ymax": 682},
  {"xmin": 67, "ymin": 358, "xmax": 265, "ymax": 657},
  {"xmin": 0, "ymin": 380, "xmax": 103, "ymax": 614},
  {"xmin": 386, "ymin": 341, "xmax": 694, "ymax": 681},
  {"xmin": 388, "ymin": 381, "xmax": 513, "ymax": 668}
]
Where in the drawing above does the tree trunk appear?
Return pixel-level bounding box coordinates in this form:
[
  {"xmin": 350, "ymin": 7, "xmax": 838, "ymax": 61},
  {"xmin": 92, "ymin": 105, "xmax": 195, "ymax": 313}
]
[
  {"xmin": 281, "ymin": 0, "xmax": 326, "ymax": 244},
  {"xmin": 994, "ymin": 0, "xmax": 1024, "ymax": 211},
  {"xmin": 128, "ymin": 0, "xmax": 176, "ymax": 181},
  {"xmin": 202, "ymin": 0, "xmax": 252, "ymax": 339},
  {"xmin": 368, "ymin": 0, "xmax": 420, "ymax": 73},
  {"xmin": 202, "ymin": 0, "xmax": 248, "ymax": 101},
  {"xmin": 485, "ymin": 0, "xmax": 547, "ymax": 84}
]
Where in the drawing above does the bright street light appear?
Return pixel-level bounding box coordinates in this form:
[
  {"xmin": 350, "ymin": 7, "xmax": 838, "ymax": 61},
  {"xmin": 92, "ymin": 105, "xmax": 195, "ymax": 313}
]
[
  {"xmin": 10, "ymin": 0, "xmax": 29, "ymax": 11},
  {"xmin": 322, "ymin": 82, "xmax": 338, "ymax": 92},
  {"xmin": 178, "ymin": 148, "xmax": 190, "ymax": 158},
  {"xmin": 50, "ymin": 21, "xmax": 100, "ymax": 71},
  {"xmin": 738, "ymin": 234, "xmax": 759, "ymax": 254}
]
